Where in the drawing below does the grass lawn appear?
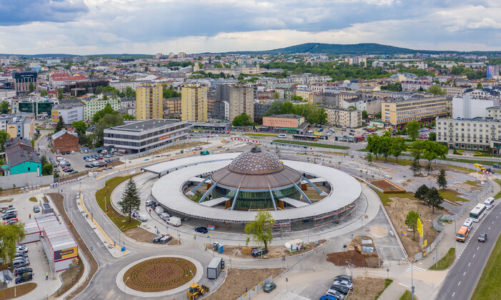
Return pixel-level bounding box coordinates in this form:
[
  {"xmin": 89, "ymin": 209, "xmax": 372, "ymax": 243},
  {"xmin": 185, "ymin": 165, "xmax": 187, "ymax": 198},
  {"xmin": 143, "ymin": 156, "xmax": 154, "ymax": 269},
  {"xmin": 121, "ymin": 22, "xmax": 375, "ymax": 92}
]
[
  {"xmin": 429, "ymin": 248, "xmax": 455, "ymax": 270},
  {"xmin": 400, "ymin": 290, "xmax": 413, "ymax": 300},
  {"xmin": 471, "ymin": 235, "xmax": 501, "ymax": 300},
  {"xmin": 244, "ymin": 133, "xmax": 277, "ymax": 137},
  {"xmin": 29, "ymin": 196, "xmax": 37, "ymax": 202},
  {"xmin": 375, "ymin": 279, "xmax": 394, "ymax": 299},
  {"xmin": 494, "ymin": 179, "xmax": 501, "ymax": 199},
  {"xmin": 464, "ymin": 180, "xmax": 481, "ymax": 187},
  {"xmin": 439, "ymin": 189, "xmax": 468, "ymax": 202},
  {"xmin": 375, "ymin": 190, "xmax": 417, "ymax": 206},
  {"xmin": 444, "ymin": 157, "xmax": 497, "ymax": 166},
  {"xmin": 272, "ymin": 139, "xmax": 350, "ymax": 150},
  {"xmin": 95, "ymin": 174, "xmax": 140, "ymax": 232},
  {"xmin": 372, "ymin": 157, "xmax": 413, "ymax": 166}
]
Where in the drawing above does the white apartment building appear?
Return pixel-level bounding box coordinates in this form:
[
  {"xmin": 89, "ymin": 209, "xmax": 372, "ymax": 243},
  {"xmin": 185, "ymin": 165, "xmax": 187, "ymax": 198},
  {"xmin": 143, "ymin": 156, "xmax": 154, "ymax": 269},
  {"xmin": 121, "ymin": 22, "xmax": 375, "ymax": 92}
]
[
  {"xmin": 487, "ymin": 106, "xmax": 501, "ymax": 120},
  {"xmin": 83, "ymin": 96, "xmax": 120, "ymax": 121},
  {"xmin": 325, "ymin": 108, "xmax": 362, "ymax": 128},
  {"xmin": 452, "ymin": 92, "xmax": 500, "ymax": 119}
]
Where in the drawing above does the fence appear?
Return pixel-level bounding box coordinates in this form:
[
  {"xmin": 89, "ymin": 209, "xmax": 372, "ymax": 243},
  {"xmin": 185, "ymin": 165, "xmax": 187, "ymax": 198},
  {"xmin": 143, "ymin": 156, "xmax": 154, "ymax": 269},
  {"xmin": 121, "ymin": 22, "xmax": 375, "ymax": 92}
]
[
  {"xmin": 0, "ymin": 173, "xmax": 53, "ymax": 189},
  {"xmin": 236, "ymin": 275, "xmax": 273, "ymax": 300}
]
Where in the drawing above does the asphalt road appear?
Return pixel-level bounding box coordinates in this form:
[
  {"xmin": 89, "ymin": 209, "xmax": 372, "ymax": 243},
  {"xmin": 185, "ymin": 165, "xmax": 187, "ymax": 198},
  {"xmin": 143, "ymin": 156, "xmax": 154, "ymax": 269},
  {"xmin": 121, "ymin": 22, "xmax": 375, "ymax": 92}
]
[{"xmin": 436, "ymin": 203, "xmax": 501, "ymax": 300}]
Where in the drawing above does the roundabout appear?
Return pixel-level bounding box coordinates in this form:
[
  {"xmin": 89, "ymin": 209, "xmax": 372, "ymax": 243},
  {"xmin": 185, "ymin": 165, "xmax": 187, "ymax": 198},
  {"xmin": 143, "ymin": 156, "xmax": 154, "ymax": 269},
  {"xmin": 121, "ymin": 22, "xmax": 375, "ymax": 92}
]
[
  {"xmin": 146, "ymin": 147, "xmax": 364, "ymax": 229},
  {"xmin": 115, "ymin": 255, "xmax": 203, "ymax": 297}
]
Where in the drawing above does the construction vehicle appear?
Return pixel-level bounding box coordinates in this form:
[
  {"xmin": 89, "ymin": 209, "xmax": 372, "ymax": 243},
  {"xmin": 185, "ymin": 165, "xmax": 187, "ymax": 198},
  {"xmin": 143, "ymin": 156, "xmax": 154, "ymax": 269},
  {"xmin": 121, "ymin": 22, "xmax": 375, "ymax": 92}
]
[{"xmin": 187, "ymin": 283, "xmax": 209, "ymax": 299}]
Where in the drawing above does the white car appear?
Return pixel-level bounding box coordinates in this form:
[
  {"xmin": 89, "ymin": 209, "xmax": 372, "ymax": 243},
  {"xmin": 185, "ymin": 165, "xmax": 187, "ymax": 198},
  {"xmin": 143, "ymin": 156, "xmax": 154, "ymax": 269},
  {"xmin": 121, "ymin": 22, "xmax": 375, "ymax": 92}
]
[
  {"xmin": 484, "ymin": 197, "xmax": 495, "ymax": 209},
  {"xmin": 463, "ymin": 218, "xmax": 474, "ymax": 229}
]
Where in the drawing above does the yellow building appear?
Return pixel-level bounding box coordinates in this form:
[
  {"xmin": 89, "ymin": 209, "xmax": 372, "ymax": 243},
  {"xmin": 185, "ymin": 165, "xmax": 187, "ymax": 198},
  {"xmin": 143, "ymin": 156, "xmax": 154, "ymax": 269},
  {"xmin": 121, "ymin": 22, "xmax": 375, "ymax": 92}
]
[
  {"xmin": 6, "ymin": 124, "xmax": 18, "ymax": 138},
  {"xmin": 181, "ymin": 84, "xmax": 208, "ymax": 122},
  {"xmin": 381, "ymin": 96, "xmax": 449, "ymax": 126},
  {"xmin": 136, "ymin": 83, "xmax": 163, "ymax": 120}
]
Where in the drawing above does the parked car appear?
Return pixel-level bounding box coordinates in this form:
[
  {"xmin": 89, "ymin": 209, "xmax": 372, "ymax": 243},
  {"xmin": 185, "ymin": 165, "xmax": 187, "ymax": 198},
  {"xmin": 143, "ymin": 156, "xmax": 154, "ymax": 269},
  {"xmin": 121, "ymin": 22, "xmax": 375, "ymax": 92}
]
[
  {"xmin": 5, "ymin": 218, "xmax": 19, "ymax": 224},
  {"xmin": 332, "ymin": 279, "xmax": 353, "ymax": 290},
  {"xmin": 330, "ymin": 284, "xmax": 349, "ymax": 295},
  {"xmin": 159, "ymin": 212, "xmax": 170, "ymax": 221},
  {"xmin": 478, "ymin": 233, "xmax": 487, "ymax": 243},
  {"xmin": 145, "ymin": 200, "xmax": 156, "ymax": 207},
  {"xmin": 263, "ymin": 282, "xmax": 276, "ymax": 293},
  {"xmin": 251, "ymin": 247, "xmax": 268, "ymax": 257},
  {"xmin": 334, "ymin": 275, "xmax": 352, "ymax": 283},
  {"xmin": 14, "ymin": 252, "xmax": 27, "ymax": 258},
  {"xmin": 33, "ymin": 205, "xmax": 40, "ymax": 213},
  {"xmin": 320, "ymin": 294, "xmax": 339, "ymax": 300},
  {"xmin": 15, "ymin": 272, "xmax": 33, "ymax": 284},
  {"xmin": 195, "ymin": 227, "xmax": 208, "ymax": 234},
  {"xmin": 159, "ymin": 235, "xmax": 173, "ymax": 244},
  {"xmin": 326, "ymin": 289, "xmax": 345, "ymax": 300},
  {"xmin": 2, "ymin": 212, "xmax": 17, "ymax": 220},
  {"xmin": 14, "ymin": 267, "xmax": 32, "ymax": 277},
  {"xmin": 152, "ymin": 234, "xmax": 164, "ymax": 243},
  {"xmin": 16, "ymin": 245, "xmax": 28, "ymax": 253}
]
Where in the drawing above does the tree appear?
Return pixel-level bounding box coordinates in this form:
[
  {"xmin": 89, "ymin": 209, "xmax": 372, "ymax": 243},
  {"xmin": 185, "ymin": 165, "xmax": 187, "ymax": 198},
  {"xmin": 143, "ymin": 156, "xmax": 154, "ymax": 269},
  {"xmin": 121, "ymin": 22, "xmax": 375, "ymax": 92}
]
[
  {"xmin": 118, "ymin": 179, "xmax": 141, "ymax": 222},
  {"xmin": 163, "ymin": 85, "xmax": 180, "ymax": 98},
  {"xmin": 426, "ymin": 187, "xmax": 443, "ymax": 213},
  {"xmin": 405, "ymin": 211, "xmax": 420, "ymax": 240},
  {"xmin": 411, "ymin": 158, "xmax": 421, "ymax": 176},
  {"xmin": 125, "ymin": 86, "xmax": 136, "ymax": 98},
  {"xmin": 232, "ymin": 113, "xmax": 254, "ymax": 126},
  {"xmin": 0, "ymin": 130, "xmax": 9, "ymax": 152},
  {"xmin": 414, "ymin": 184, "xmax": 429, "ymax": 200},
  {"xmin": 427, "ymin": 85, "xmax": 445, "ymax": 96},
  {"xmin": 437, "ymin": 169, "xmax": 447, "ymax": 190},
  {"xmin": 428, "ymin": 132, "xmax": 436, "ymax": 141},
  {"xmin": 93, "ymin": 113, "xmax": 123, "ymax": 147},
  {"xmin": 477, "ymin": 82, "xmax": 483, "ymax": 89},
  {"xmin": 0, "ymin": 223, "xmax": 25, "ymax": 264},
  {"xmin": 55, "ymin": 116, "xmax": 64, "ymax": 132},
  {"xmin": 244, "ymin": 211, "xmax": 275, "ymax": 252},
  {"xmin": 366, "ymin": 153, "xmax": 373, "ymax": 164},
  {"xmin": 0, "ymin": 101, "xmax": 9, "ymax": 114},
  {"xmin": 122, "ymin": 114, "xmax": 135, "ymax": 121},
  {"xmin": 40, "ymin": 90, "xmax": 48, "ymax": 97},
  {"xmin": 42, "ymin": 163, "xmax": 53, "ymax": 176},
  {"xmin": 406, "ymin": 121, "xmax": 420, "ymax": 141},
  {"xmin": 28, "ymin": 82, "xmax": 34, "ymax": 93},
  {"xmin": 40, "ymin": 155, "xmax": 48, "ymax": 166},
  {"xmin": 92, "ymin": 103, "xmax": 118, "ymax": 124},
  {"xmin": 390, "ymin": 137, "xmax": 406, "ymax": 162},
  {"xmin": 57, "ymin": 88, "xmax": 63, "ymax": 100},
  {"xmin": 362, "ymin": 110, "xmax": 368, "ymax": 119}
]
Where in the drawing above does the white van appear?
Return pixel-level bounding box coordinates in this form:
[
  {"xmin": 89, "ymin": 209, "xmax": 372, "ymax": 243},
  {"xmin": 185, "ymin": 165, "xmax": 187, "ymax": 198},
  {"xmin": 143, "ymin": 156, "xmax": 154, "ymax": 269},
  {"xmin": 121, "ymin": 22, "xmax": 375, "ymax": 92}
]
[
  {"xmin": 137, "ymin": 213, "xmax": 149, "ymax": 222},
  {"xmin": 484, "ymin": 197, "xmax": 495, "ymax": 209},
  {"xmin": 166, "ymin": 216, "xmax": 181, "ymax": 227},
  {"xmin": 278, "ymin": 134, "xmax": 287, "ymax": 138}
]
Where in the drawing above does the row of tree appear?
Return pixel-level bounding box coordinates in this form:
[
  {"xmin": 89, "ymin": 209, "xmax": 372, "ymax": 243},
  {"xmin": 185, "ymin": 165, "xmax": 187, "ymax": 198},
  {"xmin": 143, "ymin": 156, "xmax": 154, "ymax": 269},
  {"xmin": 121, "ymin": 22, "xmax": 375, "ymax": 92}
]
[
  {"xmin": 265, "ymin": 100, "xmax": 327, "ymax": 124},
  {"xmin": 366, "ymin": 133, "xmax": 406, "ymax": 161}
]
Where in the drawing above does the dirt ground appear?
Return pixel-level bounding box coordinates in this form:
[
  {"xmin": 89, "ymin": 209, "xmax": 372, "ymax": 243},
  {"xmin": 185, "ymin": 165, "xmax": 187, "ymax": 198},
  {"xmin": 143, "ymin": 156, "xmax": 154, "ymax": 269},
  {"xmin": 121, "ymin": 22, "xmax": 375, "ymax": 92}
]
[
  {"xmin": 385, "ymin": 195, "xmax": 438, "ymax": 258},
  {"xmin": 206, "ymin": 268, "xmax": 284, "ymax": 300},
  {"xmin": 125, "ymin": 227, "xmax": 180, "ymax": 245},
  {"xmin": 147, "ymin": 141, "xmax": 208, "ymax": 156},
  {"xmin": 209, "ymin": 240, "xmax": 326, "ymax": 259},
  {"xmin": 349, "ymin": 277, "xmax": 387, "ymax": 300},
  {"xmin": 0, "ymin": 283, "xmax": 37, "ymax": 300},
  {"xmin": 55, "ymin": 264, "xmax": 84, "ymax": 297},
  {"xmin": 49, "ymin": 193, "xmax": 98, "ymax": 299},
  {"xmin": 327, "ymin": 236, "xmax": 382, "ymax": 268}
]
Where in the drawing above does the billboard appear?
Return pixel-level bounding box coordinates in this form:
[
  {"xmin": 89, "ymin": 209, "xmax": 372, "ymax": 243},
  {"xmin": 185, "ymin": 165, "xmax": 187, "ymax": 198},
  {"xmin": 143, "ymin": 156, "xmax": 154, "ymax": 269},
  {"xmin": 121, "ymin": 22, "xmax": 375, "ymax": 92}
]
[
  {"xmin": 54, "ymin": 246, "xmax": 78, "ymax": 261},
  {"xmin": 51, "ymin": 110, "xmax": 59, "ymax": 122}
]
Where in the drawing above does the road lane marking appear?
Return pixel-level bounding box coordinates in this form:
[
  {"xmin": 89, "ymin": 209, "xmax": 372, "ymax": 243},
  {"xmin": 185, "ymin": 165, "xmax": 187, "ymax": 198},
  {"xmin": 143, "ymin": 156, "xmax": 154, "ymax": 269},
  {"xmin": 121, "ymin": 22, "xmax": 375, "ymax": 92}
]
[
  {"xmin": 452, "ymin": 292, "xmax": 456, "ymax": 297},
  {"xmin": 473, "ymin": 254, "xmax": 476, "ymax": 258},
  {"xmin": 492, "ymin": 221, "xmax": 495, "ymax": 224},
  {"xmin": 489, "ymin": 227, "xmax": 491, "ymax": 230},
  {"xmin": 468, "ymin": 262, "xmax": 471, "ymax": 267},
  {"xmin": 477, "ymin": 246, "xmax": 480, "ymax": 250},
  {"xmin": 458, "ymin": 281, "xmax": 461, "ymax": 286},
  {"xmin": 463, "ymin": 271, "xmax": 467, "ymax": 276}
]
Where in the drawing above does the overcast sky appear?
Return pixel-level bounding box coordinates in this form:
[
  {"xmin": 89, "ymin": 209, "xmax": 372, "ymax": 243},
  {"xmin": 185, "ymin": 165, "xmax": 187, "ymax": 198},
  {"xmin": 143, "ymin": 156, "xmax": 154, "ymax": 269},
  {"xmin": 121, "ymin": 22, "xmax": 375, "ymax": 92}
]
[{"xmin": 0, "ymin": 0, "xmax": 500, "ymax": 55}]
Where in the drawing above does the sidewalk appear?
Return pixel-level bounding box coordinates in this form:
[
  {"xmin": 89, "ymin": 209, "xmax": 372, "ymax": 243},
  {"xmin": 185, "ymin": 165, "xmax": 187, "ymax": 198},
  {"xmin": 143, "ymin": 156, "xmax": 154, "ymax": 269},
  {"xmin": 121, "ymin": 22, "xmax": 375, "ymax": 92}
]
[{"xmin": 377, "ymin": 281, "xmax": 407, "ymax": 300}]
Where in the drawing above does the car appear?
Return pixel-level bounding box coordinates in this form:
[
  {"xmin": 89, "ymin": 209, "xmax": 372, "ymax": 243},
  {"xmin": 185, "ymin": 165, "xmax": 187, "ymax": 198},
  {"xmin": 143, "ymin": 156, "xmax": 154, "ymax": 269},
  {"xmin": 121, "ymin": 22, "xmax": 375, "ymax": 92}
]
[
  {"xmin": 263, "ymin": 282, "xmax": 276, "ymax": 293},
  {"xmin": 195, "ymin": 227, "xmax": 208, "ymax": 234},
  {"xmin": 478, "ymin": 233, "xmax": 487, "ymax": 242},
  {"xmin": 13, "ymin": 256, "xmax": 29, "ymax": 264},
  {"xmin": 2, "ymin": 212, "xmax": 17, "ymax": 220},
  {"xmin": 16, "ymin": 245, "xmax": 27, "ymax": 253},
  {"xmin": 159, "ymin": 212, "xmax": 170, "ymax": 220},
  {"xmin": 326, "ymin": 289, "xmax": 345, "ymax": 299},
  {"xmin": 85, "ymin": 164, "xmax": 94, "ymax": 168},
  {"xmin": 463, "ymin": 218, "xmax": 474, "ymax": 229},
  {"xmin": 33, "ymin": 205, "xmax": 40, "ymax": 213},
  {"xmin": 15, "ymin": 272, "xmax": 33, "ymax": 284},
  {"xmin": 5, "ymin": 219, "xmax": 18, "ymax": 225},
  {"xmin": 14, "ymin": 252, "xmax": 27, "ymax": 258},
  {"xmin": 145, "ymin": 200, "xmax": 156, "ymax": 207},
  {"xmin": 320, "ymin": 294, "xmax": 339, "ymax": 300},
  {"xmin": 332, "ymin": 279, "xmax": 353, "ymax": 290},
  {"xmin": 334, "ymin": 275, "xmax": 352, "ymax": 283},
  {"xmin": 152, "ymin": 234, "xmax": 164, "ymax": 243},
  {"xmin": 251, "ymin": 247, "xmax": 268, "ymax": 257},
  {"xmin": 14, "ymin": 267, "xmax": 32, "ymax": 277},
  {"xmin": 330, "ymin": 284, "xmax": 350, "ymax": 295},
  {"xmin": 484, "ymin": 197, "xmax": 495, "ymax": 209},
  {"xmin": 12, "ymin": 259, "xmax": 28, "ymax": 269},
  {"xmin": 159, "ymin": 235, "xmax": 173, "ymax": 244}
]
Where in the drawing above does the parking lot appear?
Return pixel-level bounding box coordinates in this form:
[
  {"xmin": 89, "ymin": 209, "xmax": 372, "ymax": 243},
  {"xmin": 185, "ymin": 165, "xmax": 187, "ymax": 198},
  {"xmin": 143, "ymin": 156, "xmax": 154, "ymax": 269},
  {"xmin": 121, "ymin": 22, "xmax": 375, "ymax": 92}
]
[
  {"xmin": 50, "ymin": 150, "xmax": 120, "ymax": 174},
  {"xmin": 1, "ymin": 193, "xmax": 62, "ymax": 298}
]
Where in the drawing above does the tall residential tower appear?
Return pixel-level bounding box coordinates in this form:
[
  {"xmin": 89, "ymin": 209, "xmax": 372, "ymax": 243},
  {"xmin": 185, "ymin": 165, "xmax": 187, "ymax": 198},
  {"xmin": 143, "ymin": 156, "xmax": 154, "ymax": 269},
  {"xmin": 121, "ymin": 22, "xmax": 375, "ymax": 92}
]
[
  {"xmin": 136, "ymin": 83, "xmax": 163, "ymax": 120},
  {"xmin": 181, "ymin": 84, "xmax": 208, "ymax": 122}
]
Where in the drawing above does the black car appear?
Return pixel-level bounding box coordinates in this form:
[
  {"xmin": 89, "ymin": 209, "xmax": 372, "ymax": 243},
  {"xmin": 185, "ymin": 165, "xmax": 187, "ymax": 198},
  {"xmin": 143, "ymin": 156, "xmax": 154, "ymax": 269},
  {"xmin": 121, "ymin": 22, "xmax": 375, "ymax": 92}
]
[
  {"xmin": 85, "ymin": 164, "xmax": 94, "ymax": 168},
  {"xmin": 251, "ymin": 247, "xmax": 268, "ymax": 257},
  {"xmin": 330, "ymin": 284, "xmax": 349, "ymax": 296},
  {"xmin": 15, "ymin": 272, "xmax": 33, "ymax": 284},
  {"xmin": 478, "ymin": 233, "xmax": 487, "ymax": 243},
  {"xmin": 152, "ymin": 234, "xmax": 165, "ymax": 243},
  {"xmin": 14, "ymin": 267, "xmax": 32, "ymax": 277},
  {"xmin": 2, "ymin": 212, "xmax": 17, "ymax": 220},
  {"xmin": 195, "ymin": 227, "xmax": 208, "ymax": 234}
]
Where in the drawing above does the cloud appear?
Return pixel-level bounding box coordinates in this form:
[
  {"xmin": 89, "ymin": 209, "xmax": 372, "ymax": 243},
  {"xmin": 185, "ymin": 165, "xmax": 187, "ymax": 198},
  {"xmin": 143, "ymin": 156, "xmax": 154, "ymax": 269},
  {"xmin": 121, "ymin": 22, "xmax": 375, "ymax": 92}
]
[
  {"xmin": 0, "ymin": 0, "xmax": 500, "ymax": 54},
  {"xmin": 0, "ymin": 0, "xmax": 89, "ymax": 26}
]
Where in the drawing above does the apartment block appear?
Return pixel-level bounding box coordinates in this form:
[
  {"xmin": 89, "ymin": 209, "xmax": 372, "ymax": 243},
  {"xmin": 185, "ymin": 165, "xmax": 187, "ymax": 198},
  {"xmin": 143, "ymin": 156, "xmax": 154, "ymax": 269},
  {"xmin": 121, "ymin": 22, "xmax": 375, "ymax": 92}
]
[
  {"xmin": 229, "ymin": 85, "xmax": 254, "ymax": 121},
  {"xmin": 136, "ymin": 83, "xmax": 163, "ymax": 120},
  {"xmin": 381, "ymin": 96, "xmax": 449, "ymax": 126},
  {"xmin": 181, "ymin": 84, "xmax": 208, "ymax": 122},
  {"xmin": 83, "ymin": 96, "xmax": 120, "ymax": 121},
  {"xmin": 325, "ymin": 108, "xmax": 362, "ymax": 128}
]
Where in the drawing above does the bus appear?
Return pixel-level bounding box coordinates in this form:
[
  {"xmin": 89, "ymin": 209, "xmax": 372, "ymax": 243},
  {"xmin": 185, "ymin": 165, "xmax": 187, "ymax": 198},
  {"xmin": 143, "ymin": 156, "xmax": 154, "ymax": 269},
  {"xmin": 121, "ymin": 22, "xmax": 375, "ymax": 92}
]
[
  {"xmin": 456, "ymin": 226, "xmax": 470, "ymax": 242},
  {"xmin": 469, "ymin": 204, "xmax": 487, "ymax": 222}
]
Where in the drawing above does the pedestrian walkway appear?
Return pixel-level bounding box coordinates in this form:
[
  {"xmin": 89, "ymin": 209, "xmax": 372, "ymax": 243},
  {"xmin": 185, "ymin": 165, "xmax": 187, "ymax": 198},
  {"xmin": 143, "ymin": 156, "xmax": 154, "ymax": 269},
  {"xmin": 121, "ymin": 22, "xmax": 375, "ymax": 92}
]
[{"xmin": 377, "ymin": 281, "xmax": 407, "ymax": 300}]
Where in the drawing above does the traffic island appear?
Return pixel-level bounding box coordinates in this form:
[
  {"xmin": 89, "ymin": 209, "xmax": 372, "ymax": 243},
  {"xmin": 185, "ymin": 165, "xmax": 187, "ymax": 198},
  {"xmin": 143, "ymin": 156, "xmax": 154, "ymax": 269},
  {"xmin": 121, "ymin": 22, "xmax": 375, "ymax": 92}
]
[{"xmin": 116, "ymin": 255, "xmax": 203, "ymax": 297}]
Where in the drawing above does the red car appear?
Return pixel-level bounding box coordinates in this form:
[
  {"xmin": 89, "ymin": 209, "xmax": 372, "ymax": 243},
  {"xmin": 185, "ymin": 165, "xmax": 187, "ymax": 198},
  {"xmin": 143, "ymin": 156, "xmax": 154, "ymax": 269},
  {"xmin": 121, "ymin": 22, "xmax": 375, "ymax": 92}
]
[{"xmin": 4, "ymin": 217, "xmax": 18, "ymax": 224}]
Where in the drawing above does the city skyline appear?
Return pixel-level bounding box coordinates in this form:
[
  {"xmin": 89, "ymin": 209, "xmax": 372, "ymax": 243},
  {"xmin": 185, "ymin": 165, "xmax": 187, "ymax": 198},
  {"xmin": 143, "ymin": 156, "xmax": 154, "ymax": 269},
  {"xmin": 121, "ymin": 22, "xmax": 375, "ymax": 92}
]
[{"xmin": 1, "ymin": 0, "xmax": 501, "ymax": 55}]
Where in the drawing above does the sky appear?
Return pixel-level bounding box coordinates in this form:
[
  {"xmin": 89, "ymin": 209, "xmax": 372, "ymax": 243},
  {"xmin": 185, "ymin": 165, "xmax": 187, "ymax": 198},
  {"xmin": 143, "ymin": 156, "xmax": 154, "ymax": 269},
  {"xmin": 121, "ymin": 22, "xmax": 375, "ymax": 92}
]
[{"xmin": 0, "ymin": 0, "xmax": 500, "ymax": 55}]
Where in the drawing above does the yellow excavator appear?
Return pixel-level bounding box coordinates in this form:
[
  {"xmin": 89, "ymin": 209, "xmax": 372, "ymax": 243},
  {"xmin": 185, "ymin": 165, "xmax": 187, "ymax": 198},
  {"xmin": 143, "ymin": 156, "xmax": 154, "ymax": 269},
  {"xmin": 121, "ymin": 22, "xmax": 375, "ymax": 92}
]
[{"xmin": 187, "ymin": 283, "xmax": 210, "ymax": 300}]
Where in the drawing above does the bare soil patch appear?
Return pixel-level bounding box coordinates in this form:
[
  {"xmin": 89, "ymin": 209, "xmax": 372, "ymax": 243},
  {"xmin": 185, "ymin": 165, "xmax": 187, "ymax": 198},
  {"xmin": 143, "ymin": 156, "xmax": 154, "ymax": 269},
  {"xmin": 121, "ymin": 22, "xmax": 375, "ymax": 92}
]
[
  {"xmin": 49, "ymin": 193, "xmax": 98, "ymax": 299},
  {"xmin": 0, "ymin": 283, "xmax": 37, "ymax": 299},
  {"xmin": 385, "ymin": 195, "xmax": 439, "ymax": 258},
  {"xmin": 327, "ymin": 236, "xmax": 381, "ymax": 268},
  {"xmin": 371, "ymin": 179, "xmax": 406, "ymax": 193},
  {"xmin": 55, "ymin": 264, "xmax": 84, "ymax": 297},
  {"xmin": 123, "ymin": 257, "xmax": 196, "ymax": 292},
  {"xmin": 206, "ymin": 268, "xmax": 284, "ymax": 300},
  {"xmin": 210, "ymin": 240, "xmax": 326, "ymax": 259},
  {"xmin": 349, "ymin": 277, "xmax": 387, "ymax": 300}
]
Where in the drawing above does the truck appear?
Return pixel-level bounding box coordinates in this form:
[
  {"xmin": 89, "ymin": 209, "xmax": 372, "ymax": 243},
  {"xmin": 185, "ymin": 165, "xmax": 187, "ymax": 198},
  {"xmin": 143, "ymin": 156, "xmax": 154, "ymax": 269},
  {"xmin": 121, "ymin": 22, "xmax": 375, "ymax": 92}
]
[
  {"xmin": 187, "ymin": 283, "xmax": 209, "ymax": 300},
  {"xmin": 166, "ymin": 216, "xmax": 181, "ymax": 227},
  {"xmin": 456, "ymin": 226, "xmax": 470, "ymax": 242},
  {"xmin": 207, "ymin": 257, "xmax": 223, "ymax": 280}
]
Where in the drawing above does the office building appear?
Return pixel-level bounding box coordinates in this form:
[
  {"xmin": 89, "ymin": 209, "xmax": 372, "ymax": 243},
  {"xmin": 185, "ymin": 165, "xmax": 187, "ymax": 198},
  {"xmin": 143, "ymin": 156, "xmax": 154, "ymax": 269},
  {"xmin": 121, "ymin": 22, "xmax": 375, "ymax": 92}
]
[
  {"xmin": 325, "ymin": 108, "xmax": 362, "ymax": 128},
  {"xmin": 103, "ymin": 119, "xmax": 191, "ymax": 153},
  {"xmin": 263, "ymin": 114, "xmax": 305, "ymax": 129},
  {"xmin": 17, "ymin": 98, "xmax": 55, "ymax": 117},
  {"xmin": 436, "ymin": 118, "xmax": 501, "ymax": 154},
  {"xmin": 83, "ymin": 96, "xmax": 120, "ymax": 121},
  {"xmin": 136, "ymin": 83, "xmax": 163, "ymax": 120},
  {"xmin": 229, "ymin": 85, "xmax": 254, "ymax": 122},
  {"xmin": 487, "ymin": 106, "xmax": 501, "ymax": 120},
  {"xmin": 181, "ymin": 84, "xmax": 208, "ymax": 122},
  {"xmin": 452, "ymin": 92, "xmax": 499, "ymax": 119},
  {"xmin": 13, "ymin": 72, "xmax": 37, "ymax": 94},
  {"xmin": 51, "ymin": 104, "xmax": 84, "ymax": 125},
  {"xmin": 1, "ymin": 116, "xmax": 35, "ymax": 140},
  {"xmin": 381, "ymin": 95, "xmax": 449, "ymax": 126}
]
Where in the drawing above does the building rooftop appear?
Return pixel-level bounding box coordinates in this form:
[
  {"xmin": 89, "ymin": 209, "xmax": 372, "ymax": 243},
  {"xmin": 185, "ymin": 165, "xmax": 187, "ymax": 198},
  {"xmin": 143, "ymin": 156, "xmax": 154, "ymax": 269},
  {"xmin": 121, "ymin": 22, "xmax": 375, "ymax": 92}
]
[
  {"xmin": 106, "ymin": 119, "xmax": 184, "ymax": 132},
  {"xmin": 267, "ymin": 114, "xmax": 303, "ymax": 119}
]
